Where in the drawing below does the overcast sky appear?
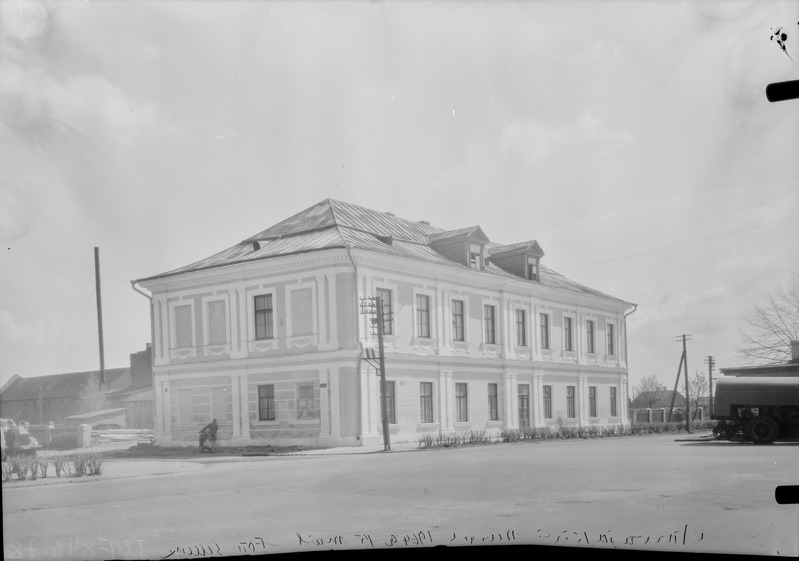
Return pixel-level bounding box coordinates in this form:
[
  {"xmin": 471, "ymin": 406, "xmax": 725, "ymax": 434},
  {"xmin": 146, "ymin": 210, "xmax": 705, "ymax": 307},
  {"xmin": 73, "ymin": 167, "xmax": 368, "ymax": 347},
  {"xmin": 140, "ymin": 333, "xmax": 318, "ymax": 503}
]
[{"xmin": 1, "ymin": 0, "xmax": 797, "ymax": 395}]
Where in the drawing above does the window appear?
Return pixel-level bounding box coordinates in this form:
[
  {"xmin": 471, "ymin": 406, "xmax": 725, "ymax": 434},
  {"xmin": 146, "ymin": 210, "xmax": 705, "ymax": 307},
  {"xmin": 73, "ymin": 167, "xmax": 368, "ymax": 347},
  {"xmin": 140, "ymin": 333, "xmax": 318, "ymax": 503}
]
[
  {"xmin": 515, "ymin": 309, "xmax": 527, "ymax": 347},
  {"xmin": 297, "ymin": 383, "xmax": 319, "ymax": 420},
  {"xmin": 207, "ymin": 300, "xmax": 227, "ymax": 345},
  {"xmin": 385, "ymin": 381, "xmax": 396, "ymax": 424},
  {"xmin": 586, "ymin": 320, "xmax": 595, "ymax": 354},
  {"xmin": 488, "ymin": 383, "xmax": 499, "ymax": 421},
  {"xmin": 420, "ymin": 382, "xmax": 434, "ymax": 423},
  {"xmin": 526, "ymin": 256, "xmax": 539, "ymax": 281},
  {"xmin": 567, "ymin": 386, "xmax": 576, "ymax": 418},
  {"xmin": 543, "ymin": 385, "xmax": 552, "ymax": 419},
  {"xmin": 452, "ymin": 300, "xmax": 465, "ymax": 341},
  {"xmin": 610, "ymin": 387, "xmax": 617, "ymax": 417},
  {"xmin": 539, "ymin": 313, "xmax": 550, "ymax": 349},
  {"xmin": 607, "ymin": 323, "xmax": 615, "ymax": 356},
  {"xmin": 254, "ymin": 294, "xmax": 274, "ymax": 340},
  {"xmin": 175, "ymin": 304, "xmax": 193, "ymax": 348},
  {"xmin": 455, "ymin": 383, "xmax": 468, "ymax": 422},
  {"xmin": 589, "ymin": 386, "xmax": 597, "ymax": 417},
  {"xmin": 484, "ymin": 304, "xmax": 496, "ymax": 344},
  {"xmin": 258, "ymin": 384, "xmax": 275, "ymax": 421},
  {"xmin": 518, "ymin": 384, "xmax": 530, "ymax": 430},
  {"xmin": 564, "ymin": 316, "xmax": 573, "ymax": 352},
  {"xmin": 290, "ymin": 288, "xmax": 314, "ymax": 336},
  {"xmin": 469, "ymin": 242, "xmax": 483, "ymax": 270},
  {"xmin": 376, "ymin": 288, "xmax": 393, "ymax": 335},
  {"xmin": 416, "ymin": 294, "xmax": 431, "ymax": 338}
]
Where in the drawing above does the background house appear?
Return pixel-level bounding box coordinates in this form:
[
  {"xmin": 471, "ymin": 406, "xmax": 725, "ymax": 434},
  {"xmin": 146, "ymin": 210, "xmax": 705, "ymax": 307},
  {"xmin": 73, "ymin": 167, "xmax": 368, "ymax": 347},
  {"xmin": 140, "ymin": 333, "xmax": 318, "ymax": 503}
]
[
  {"xmin": 135, "ymin": 199, "xmax": 636, "ymax": 447},
  {"xmin": 0, "ymin": 345, "xmax": 153, "ymax": 428}
]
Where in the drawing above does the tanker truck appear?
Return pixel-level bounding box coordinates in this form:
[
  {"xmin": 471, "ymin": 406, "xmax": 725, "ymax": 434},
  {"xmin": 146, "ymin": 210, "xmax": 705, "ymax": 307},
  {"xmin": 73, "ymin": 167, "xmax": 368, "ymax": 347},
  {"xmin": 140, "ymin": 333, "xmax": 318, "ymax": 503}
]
[{"xmin": 711, "ymin": 346, "xmax": 799, "ymax": 444}]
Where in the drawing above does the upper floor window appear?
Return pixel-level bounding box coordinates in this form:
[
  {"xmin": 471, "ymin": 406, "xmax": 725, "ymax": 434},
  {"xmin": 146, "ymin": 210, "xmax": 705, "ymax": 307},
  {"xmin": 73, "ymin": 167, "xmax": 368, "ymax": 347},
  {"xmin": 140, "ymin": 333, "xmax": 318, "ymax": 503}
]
[
  {"xmin": 586, "ymin": 320, "xmax": 596, "ymax": 354},
  {"xmin": 539, "ymin": 313, "xmax": 550, "ymax": 350},
  {"xmin": 452, "ymin": 300, "xmax": 465, "ymax": 341},
  {"xmin": 206, "ymin": 300, "xmax": 227, "ymax": 345},
  {"xmin": 607, "ymin": 323, "xmax": 616, "ymax": 356},
  {"xmin": 469, "ymin": 242, "xmax": 484, "ymax": 270},
  {"xmin": 526, "ymin": 256, "xmax": 539, "ymax": 281},
  {"xmin": 564, "ymin": 316, "xmax": 573, "ymax": 352},
  {"xmin": 254, "ymin": 294, "xmax": 274, "ymax": 340},
  {"xmin": 515, "ymin": 309, "xmax": 527, "ymax": 347},
  {"xmin": 416, "ymin": 294, "xmax": 431, "ymax": 338},
  {"xmin": 289, "ymin": 287, "xmax": 314, "ymax": 337},
  {"xmin": 175, "ymin": 304, "xmax": 193, "ymax": 349},
  {"xmin": 376, "ymin": 288, "xmax": 393, "ymax": 335},
  {"xmin": 484, "ymin": 304, "xmax": 496, "ymax": 344}
]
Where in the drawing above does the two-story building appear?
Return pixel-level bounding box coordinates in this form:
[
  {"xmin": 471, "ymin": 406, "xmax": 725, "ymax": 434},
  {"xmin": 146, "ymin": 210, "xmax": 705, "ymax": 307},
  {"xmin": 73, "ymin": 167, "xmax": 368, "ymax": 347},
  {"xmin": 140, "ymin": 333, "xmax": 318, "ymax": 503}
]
[{"xmin": 133, "ymin": 199, "xmax": 636, "ymax": 447}]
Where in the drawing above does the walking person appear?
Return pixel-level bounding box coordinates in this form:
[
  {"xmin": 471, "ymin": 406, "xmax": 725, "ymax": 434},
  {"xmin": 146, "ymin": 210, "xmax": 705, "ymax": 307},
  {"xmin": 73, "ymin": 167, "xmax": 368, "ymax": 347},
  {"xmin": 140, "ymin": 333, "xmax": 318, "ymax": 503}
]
[{"xmin": 199, "ymin": 418, "xmax": 218, "ymax": 452}]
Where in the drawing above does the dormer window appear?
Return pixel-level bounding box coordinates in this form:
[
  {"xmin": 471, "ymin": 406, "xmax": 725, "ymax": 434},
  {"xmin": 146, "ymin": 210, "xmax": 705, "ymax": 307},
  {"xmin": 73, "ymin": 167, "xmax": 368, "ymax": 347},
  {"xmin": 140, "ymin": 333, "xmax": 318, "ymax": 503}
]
[
  {"xmin": 526, "ymin": 255, "xmax": 539, "ymax": 281},
  {"xmin": 469, "ymin": 243, "xmax": 484, "ymax": 270}
]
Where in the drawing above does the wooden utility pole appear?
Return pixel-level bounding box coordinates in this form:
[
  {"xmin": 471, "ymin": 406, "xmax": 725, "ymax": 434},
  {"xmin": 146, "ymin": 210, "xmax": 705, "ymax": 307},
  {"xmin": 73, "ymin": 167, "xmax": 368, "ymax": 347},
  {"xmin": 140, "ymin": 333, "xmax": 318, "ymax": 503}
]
[
  {"xmin": 675, "ymin": 334, "xmax": 692, "ymax": 433},
  {"xmin": 359, "ymin": 296, "xmax": 392, "ymax": 451},
  {"xmin": 705, "ymin": 355, "xmax": 715, "ymax": 417},
  {"xmin": 667, "ymin": 351, "xmax": 684, "ymax": 422},
  {"xmin": 94, "ymin": 247, "xmax": 106, "ymax": 388}
]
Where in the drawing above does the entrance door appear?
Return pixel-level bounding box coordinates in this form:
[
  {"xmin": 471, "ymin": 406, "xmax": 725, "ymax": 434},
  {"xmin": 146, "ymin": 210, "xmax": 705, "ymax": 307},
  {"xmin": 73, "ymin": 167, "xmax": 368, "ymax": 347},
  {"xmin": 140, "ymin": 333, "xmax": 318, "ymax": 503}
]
[
  {"xmin": 518, "ymin": 384, "xmax": 530, "ymax": 430},
  {"xmin": 212, "ymin": 388, "xmax": 229, "ymax": 423}
]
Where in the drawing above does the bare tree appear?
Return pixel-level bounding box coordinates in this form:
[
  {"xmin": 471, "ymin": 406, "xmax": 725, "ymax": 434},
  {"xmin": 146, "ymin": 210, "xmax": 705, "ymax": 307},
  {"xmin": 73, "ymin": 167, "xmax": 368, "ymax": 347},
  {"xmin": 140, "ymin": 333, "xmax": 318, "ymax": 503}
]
[
  {"xmin": 737, "ymin": 272, "xmax": 799, "ymax": 365},
  {"xmin": 632, "ymin": 374, "xmax": 667, "ymax": 408},
  {"xmin": 78, "ymin": 374, "xmax": 110, "ymax": 414},
  {"xmin": 688, "ymin": 369, "xmax": 709, "ymax": 420}
]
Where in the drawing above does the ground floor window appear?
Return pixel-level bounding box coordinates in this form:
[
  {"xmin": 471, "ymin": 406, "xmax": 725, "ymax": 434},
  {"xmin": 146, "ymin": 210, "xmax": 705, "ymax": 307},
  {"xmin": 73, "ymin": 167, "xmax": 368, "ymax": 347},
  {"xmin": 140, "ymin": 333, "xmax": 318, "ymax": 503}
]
[
  {"xmin": 455, "ymin": 383, "xmax": 468, "ymax": 422},
  {"xmin": 258, "ymin": 384, "xmax": 275, "ymax": 421},
  {"xmin": 385, "ymin": 380, "xmax": 396, "ymax": 424},
  {"xmin": 567, "ymin": 386, "xmax": 576, "ymax": 418},
  {"xmin": 420, "ymin": 382, "xmax": 434, "ymax": 423},
  {"xmin": 518, "ymin": 384, "xmax": 530, "ymax": 430},
  {"xmin": 297, "ymin": 383, "xmax": 319, "ymax": 420},
  {"xmin": 543, "ymin": 385, "xmax": 552, "ymax": 419},
  {"xmin": 610, "ymin": 387, "xmax": 617, "ymax": 417},
  {"xmin": 589, "ymin": 386, "xmax": 597, "ymax": 417},
  {"xmin": 488, "ymin": 383, "xmax": 499, "ymax": 421}
]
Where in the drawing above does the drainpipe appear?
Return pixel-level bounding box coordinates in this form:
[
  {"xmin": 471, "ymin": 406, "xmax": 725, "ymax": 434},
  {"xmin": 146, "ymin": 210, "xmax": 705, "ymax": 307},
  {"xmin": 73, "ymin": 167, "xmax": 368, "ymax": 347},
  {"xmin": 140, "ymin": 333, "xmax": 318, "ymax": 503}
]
[
  {"xmin": 130, "ymin": 281, "xmax": 154, "ymax": 350},
  {"xmin": 130, "ymin": 280, "xmax": 157, "ymax": 435},
  {"xmin": 623, "ymin": 303, "xmax": 638, "ymax": 423},
  {"xmin": 344, "ymin": 244, "xmax": 364, "ymax": 441}
]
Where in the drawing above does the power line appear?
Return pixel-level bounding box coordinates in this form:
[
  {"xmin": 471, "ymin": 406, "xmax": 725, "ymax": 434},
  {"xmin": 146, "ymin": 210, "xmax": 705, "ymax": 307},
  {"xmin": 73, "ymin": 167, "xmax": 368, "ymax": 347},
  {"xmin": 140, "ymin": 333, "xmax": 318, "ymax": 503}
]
[{"xmin": 560, "ymin": 216, "xmax": 798, "ymax": 272}]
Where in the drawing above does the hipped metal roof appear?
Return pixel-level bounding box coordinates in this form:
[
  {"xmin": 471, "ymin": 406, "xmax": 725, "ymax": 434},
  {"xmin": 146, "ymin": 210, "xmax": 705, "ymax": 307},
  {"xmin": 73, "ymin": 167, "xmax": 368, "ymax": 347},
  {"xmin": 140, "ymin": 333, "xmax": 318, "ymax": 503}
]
[{"xmin": 137, "ymin": 199, "xmax": 630, "ymax": 304}]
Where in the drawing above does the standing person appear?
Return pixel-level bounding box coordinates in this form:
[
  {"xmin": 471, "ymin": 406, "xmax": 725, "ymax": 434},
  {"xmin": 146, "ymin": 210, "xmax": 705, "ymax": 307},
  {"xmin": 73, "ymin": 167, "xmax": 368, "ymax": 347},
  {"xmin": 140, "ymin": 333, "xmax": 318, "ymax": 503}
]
[
  {"xmin": 199, "ymin": 419, "xmax": 218, "ymax": 451},
  {"xmin": 6, "ymin": 420, "xmax": 19, "ymax": 457}
]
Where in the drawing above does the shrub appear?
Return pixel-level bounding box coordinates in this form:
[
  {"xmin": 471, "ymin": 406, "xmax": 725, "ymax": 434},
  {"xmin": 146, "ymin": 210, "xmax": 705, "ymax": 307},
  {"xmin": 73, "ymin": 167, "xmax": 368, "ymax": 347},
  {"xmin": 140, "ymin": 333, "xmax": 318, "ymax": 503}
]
[
  {"xmin": 52, "ymin": 453, "xmax": 71, "ymax": 478},
  {"xmin": 12, "ymin": 456, "xmax": 30, "ymax": 480},
  {"xmin": 1, "ymin": 460, "xmax": 13, "ymax": 482},
  {"xmin": 36, "ymin": 458, "xmax": 49, "ymax": 478},
  {"xmin": 72, "ymin": 453, "xmax": 87, "ymax": 477}
]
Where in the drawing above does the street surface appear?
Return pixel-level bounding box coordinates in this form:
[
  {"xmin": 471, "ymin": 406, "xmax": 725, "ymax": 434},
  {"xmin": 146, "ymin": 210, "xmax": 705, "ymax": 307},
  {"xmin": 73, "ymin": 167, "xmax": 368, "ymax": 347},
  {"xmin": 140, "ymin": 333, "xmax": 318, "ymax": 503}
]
[{"xmin": 2, "ymin": 433, "xmax": 797, "ymax": 559}]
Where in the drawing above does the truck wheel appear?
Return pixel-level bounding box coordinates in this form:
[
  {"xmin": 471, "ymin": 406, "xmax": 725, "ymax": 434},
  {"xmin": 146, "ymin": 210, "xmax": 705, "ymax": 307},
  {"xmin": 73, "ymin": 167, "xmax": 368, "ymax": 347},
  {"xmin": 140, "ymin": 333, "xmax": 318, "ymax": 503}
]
[{"xmin": 745, "ymin": 416, "xmax": 780, "ymax": 444}]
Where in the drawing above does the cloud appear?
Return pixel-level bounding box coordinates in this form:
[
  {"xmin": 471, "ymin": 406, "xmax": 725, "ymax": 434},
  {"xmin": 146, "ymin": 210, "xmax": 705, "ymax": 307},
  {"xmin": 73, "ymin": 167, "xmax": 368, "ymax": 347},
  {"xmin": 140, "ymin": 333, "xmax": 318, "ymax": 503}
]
[
  {"xmin": 500, "ymin": 108, "xmax": 634, "ymax": 163},
  {"xmin": 0, "ymin": 183, "xmax": 36, "ymax": 241}
]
